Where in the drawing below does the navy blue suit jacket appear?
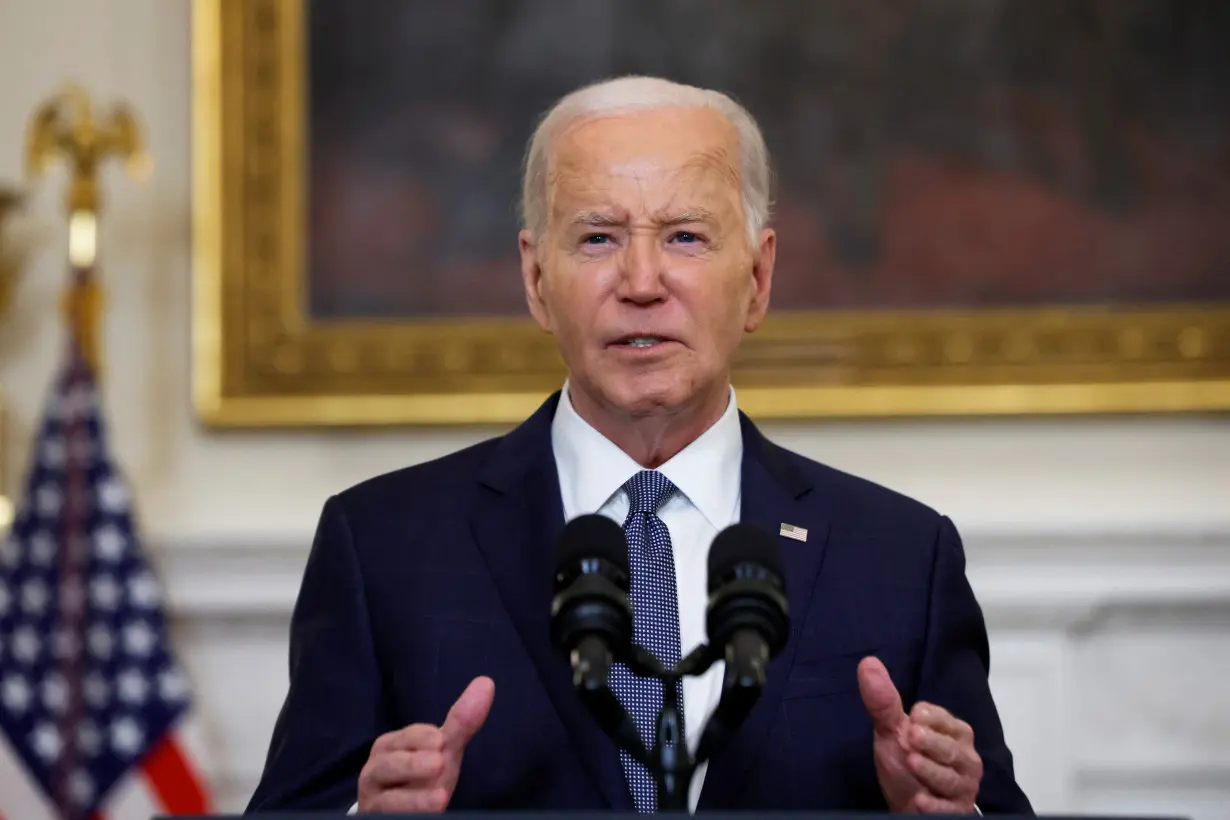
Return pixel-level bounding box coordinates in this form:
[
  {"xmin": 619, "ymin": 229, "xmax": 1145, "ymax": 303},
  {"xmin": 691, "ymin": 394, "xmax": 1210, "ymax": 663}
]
[{"xmin": 247, "ymin": 392, "xmax": 1032, "ymax": 813}]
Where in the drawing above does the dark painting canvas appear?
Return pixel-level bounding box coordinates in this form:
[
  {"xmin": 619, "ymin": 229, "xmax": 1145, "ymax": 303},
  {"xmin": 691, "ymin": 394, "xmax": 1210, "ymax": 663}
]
[{"xmin": 305, "ymin": 0, "xmax": 1230, "ymax": 320}]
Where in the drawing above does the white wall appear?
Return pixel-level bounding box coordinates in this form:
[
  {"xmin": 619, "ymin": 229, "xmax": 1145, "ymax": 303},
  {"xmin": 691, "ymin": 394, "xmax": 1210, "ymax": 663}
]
[{"xmin": 1, "ymin": 1, "xmax": 1228, "ymax": 816}]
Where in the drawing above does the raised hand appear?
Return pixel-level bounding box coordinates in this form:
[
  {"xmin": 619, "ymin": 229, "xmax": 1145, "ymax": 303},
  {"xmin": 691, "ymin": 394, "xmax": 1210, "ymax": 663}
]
[
  {"xmin": 858, "ymin": 658, "xmax": 982, "ymax": 814},
  {"xmin": 357, "ymin": 676, "xmax": 495, "ymax": 813}
]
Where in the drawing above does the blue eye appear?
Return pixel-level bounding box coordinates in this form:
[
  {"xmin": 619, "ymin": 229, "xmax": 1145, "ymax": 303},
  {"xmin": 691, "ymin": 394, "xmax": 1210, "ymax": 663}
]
[
  {"xmin": 583, "ymin": 234, "xmax": 611, "ymax": 245},
  {"xmin": 672, "ymin": 232, "xmax": 700, "ymax": 244}
]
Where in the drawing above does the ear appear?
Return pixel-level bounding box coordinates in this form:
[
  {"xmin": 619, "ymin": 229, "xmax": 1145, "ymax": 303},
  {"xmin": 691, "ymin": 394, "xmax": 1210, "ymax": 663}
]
[
  {"xmin": 744, "ymin": 227, "xmax": 776, "ymax": 333},
  {"xmin": 519, "ymin": 229, "xmax": 552, "ymax": 332}
]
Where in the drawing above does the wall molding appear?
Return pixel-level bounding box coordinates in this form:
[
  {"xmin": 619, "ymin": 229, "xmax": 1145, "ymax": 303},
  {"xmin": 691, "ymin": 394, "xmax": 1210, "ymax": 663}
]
[
  {"xmin": 966, "ymin": 529, "xmax": 1230, "ymax": 630},
  {"xmin": 152, "ymin": 529, "xmax": 1230, "ymax": 626}
]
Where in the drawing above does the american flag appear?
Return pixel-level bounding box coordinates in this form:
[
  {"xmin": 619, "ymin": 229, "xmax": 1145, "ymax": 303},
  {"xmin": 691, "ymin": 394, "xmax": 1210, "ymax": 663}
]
[{"xmin": 0, "ymin": 350, "xmax": 211, "ymax": 819}]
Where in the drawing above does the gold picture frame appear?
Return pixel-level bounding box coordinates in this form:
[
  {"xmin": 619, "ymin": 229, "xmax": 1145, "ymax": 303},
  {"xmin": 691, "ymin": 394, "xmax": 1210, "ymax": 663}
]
[{"xmin": 191, "ymin": 0, "xmax": 1230, "ymax": 427}]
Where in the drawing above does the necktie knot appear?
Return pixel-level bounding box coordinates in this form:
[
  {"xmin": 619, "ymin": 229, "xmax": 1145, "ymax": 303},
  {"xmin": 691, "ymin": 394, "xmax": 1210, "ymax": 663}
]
[{"xmin": 623, "ymin": 470, "xmax": 676, "ymax": 516}]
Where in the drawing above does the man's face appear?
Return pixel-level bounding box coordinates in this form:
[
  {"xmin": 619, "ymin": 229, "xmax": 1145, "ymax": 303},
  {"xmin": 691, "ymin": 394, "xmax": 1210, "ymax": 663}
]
[{"xmin": 519, "ymin": 106, "xmax": 775, "ymax": 419}]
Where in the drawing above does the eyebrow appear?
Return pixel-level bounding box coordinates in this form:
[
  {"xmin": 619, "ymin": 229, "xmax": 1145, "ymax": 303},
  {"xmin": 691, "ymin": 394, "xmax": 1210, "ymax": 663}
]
[
  {"xmin": 569, "ymin": 209, "xmax": 719, "ymax": 229},
  {"xmin": 655, "ymin": 208, "xmax": 719, "ymax": 227},
  {"xmin": 571, "ymin": 212, "xmax": 626, "ymax": 228}
]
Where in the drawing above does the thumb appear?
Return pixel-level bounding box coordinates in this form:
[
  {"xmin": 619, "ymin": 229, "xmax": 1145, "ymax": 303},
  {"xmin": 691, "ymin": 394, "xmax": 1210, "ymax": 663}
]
[
  {"xmin": 857, "ymin": 657, "xmax": 906, "ymax": 738},
  {"xmin": 441, "ymin": 676, "xmax": 495, "ymax": 752}
]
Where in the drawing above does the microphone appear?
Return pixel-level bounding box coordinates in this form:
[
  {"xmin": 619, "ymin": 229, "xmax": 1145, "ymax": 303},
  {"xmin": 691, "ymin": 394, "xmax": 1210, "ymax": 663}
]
[
  {"xmin": 696, "ymin": 523, "xmax": 790, "ymax": 762},
  {"xmin": 549, "ymin": 514, "xmax": 647, "ymax": 761}
]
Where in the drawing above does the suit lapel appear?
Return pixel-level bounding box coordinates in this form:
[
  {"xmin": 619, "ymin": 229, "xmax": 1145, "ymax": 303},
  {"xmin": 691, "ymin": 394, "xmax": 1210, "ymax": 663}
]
[
  {"xmin": 697, "ymin": 413, "xmax": 832, "ymax": 810},
  {"xmin": 468, "ymin": 393, "xmax": 632, "ymax": 810}
]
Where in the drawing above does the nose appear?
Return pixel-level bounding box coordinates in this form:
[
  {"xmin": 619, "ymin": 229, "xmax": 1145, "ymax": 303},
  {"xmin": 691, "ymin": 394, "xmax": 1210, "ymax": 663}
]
[{"xmin": 616, "ymin": 234, "xmax": 667, "ymax": 305}]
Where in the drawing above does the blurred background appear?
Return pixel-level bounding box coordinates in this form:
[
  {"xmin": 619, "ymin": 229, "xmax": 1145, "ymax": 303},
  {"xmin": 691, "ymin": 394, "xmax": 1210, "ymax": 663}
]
[{"xmin": 0, "ymin": 1, "xmax": 1228, "ymax": 818}]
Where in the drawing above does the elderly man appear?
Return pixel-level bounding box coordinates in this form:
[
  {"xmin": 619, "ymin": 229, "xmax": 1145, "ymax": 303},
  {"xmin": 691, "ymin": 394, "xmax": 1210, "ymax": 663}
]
[{"xmin": 247, "ymin": 76, "xmax": 1032, "ymax": 815}]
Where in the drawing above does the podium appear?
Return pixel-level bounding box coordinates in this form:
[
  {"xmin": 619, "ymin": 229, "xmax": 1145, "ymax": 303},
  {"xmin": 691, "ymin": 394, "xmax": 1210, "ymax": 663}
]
[{"xmin": 159, "ymin": 814, "xmax": 1189, "ymax": 820}]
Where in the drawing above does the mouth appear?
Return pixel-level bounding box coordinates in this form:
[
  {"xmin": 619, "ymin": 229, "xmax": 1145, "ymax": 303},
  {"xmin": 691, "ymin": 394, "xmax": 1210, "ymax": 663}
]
[{"xmin": 608, "ymin": 334, "xmax": 678, "ymax": 350}]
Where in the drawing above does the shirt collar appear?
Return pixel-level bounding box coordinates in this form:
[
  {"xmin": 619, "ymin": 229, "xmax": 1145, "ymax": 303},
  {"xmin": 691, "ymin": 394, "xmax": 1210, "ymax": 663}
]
[{"xmin": 550, "ymin": 381, "xmax": 743, "ymax": 529}]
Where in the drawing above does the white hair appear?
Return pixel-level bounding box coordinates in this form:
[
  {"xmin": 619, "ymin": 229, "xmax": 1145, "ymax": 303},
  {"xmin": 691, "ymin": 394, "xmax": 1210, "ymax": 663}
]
[{"xmin": 519, "ymin": 75, "xmax": 773, "ymax": 247}]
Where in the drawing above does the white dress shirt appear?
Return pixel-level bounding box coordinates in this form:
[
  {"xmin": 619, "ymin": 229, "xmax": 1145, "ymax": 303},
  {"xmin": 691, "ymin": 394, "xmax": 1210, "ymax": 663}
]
[{"xmin": 552, "ymin": 381, "xmax": 743, "ymax": 812}]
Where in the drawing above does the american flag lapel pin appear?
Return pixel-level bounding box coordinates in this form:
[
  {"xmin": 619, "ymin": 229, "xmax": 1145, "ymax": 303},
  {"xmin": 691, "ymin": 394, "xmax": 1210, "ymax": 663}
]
[{"xmin": 779, "ymin": 523, "xmax": 808, "ymax": 542}]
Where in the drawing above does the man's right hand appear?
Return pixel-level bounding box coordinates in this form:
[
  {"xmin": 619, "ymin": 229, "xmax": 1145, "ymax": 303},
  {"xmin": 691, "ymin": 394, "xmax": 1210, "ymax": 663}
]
[{"xmin": 357, "ymin": 676, "xmax": 495, "ymax": 813}]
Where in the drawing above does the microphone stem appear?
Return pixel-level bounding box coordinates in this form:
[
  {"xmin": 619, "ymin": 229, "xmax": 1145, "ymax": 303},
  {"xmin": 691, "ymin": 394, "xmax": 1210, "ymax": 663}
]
[{"xmin": 655, "ymin": 672, "xmax": 693, "ymax": 812}]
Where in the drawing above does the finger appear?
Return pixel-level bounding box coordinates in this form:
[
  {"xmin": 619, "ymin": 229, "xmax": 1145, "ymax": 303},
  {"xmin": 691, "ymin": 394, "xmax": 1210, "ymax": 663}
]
[
  {"xmin": 913, "ymin": 790, "xmax": 974, "ymax": 815},
  {"xmin": 908, "ymin": 723, "xmax": 972, "ymax": 772},
  {"xmin": 363, "ymin": 750, "xmax": 446, "ymax": 789},
  {"xmin": 362, "ymin": 786, "xmax": 450, "ymax": 814},
  {"xmin": 373, "ymin": 724, "xmax": 446, "ymax": 754},
  {"xmin": 857, "ymin": 657, "xmax": 907, "ymax": 738},
  {"xmin": 911, "ymin": 702, "xmax": 974, "ymax": 743},
  {"xmin": 906, "ymin": 751, "xmax": 975, "ymax": 801},
  {"xmin": 441, "ymin": 676, "xmax": 496, "ymax": 751}
]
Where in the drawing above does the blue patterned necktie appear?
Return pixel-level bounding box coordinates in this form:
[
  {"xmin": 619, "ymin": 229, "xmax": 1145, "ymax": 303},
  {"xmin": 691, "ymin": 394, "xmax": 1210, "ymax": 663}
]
[{"xmin": 610, "ymin": 469, "xmax": 687, "ymax": 812}]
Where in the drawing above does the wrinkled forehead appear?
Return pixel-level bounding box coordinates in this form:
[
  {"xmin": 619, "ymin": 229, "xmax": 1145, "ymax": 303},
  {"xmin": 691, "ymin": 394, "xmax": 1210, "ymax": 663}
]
[{"xmin": 545, "ymin": 108, "xmax": 744, "ymax": 222}]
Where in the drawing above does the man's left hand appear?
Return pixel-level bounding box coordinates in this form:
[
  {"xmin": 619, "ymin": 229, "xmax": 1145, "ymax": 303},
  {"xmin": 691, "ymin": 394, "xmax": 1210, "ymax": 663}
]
[{"xmin": 857, "ymin": 657, "xmax": 983, "ymax": 814}]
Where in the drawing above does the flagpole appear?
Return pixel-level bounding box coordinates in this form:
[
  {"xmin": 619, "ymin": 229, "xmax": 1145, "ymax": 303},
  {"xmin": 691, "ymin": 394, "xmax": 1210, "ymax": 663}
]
[
  {"xmin": 24, "ymin": 83, "xmax": 149, "ymax": 820},
  {"xmin": 0, "ymin": 189, "xmax": 24, "ymax": 535}
]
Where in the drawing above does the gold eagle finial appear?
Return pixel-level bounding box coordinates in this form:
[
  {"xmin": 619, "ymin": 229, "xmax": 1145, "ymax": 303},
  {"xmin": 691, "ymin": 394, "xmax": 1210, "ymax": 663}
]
[
  {"xmin": 25, "ymin": 83, "xmax": 151, "ymax": 217},
  {"xmin": 23, "ymin": 83, "xmax": 150, "ymax": 376}
]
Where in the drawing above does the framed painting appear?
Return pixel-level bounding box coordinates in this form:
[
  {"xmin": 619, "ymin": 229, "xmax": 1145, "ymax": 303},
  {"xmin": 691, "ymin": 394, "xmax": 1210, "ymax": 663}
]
[{"xmin": 192, "ymin": 0, "xmax": 1230, "ymax": 427}]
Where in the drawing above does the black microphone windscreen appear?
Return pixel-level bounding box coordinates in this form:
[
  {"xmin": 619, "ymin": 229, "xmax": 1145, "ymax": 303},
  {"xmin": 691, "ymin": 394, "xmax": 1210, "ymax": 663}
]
[
  {"xmin": 554, "ymin": 513, "xmax": 629, "ymax": 576},
  {"xmin": 707, "ymin": 523, "xmax": 784, "ymax": 593}
]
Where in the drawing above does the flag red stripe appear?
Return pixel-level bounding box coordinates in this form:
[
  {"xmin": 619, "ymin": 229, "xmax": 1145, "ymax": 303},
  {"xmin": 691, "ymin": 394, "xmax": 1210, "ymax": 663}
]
[{"xmin": 139, "ymin": 735, "xmax": 210, "ymax": 815}]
